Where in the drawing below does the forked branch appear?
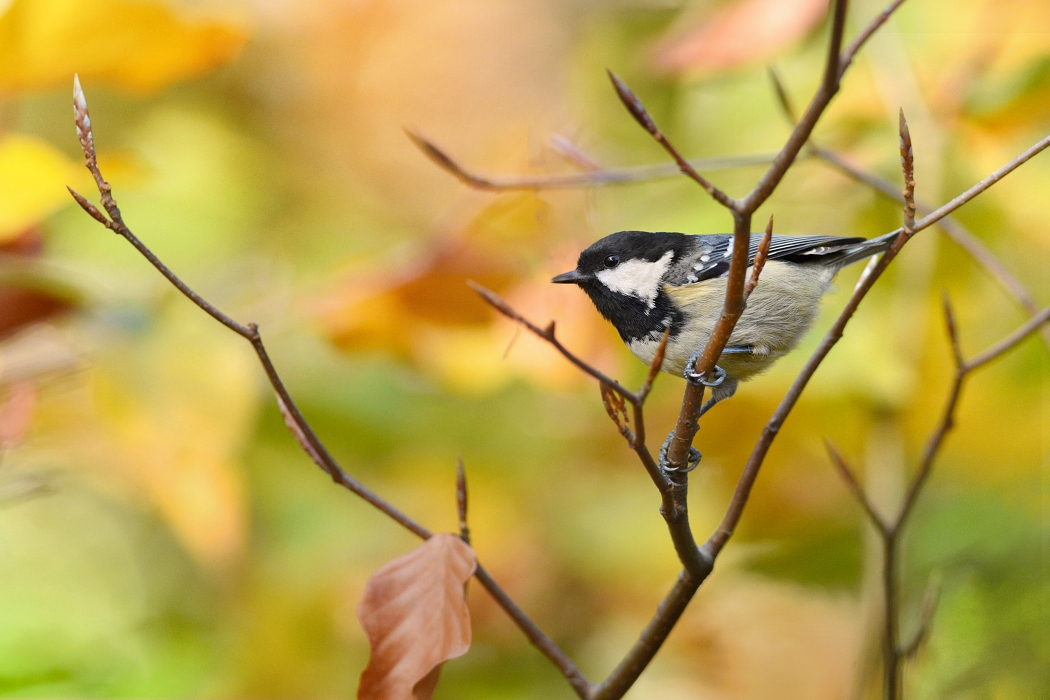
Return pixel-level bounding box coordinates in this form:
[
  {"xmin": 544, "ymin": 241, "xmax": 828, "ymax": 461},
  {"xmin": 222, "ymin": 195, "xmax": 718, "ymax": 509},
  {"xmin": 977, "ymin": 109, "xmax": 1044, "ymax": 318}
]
[
  {"xmin": 830, "ymin": 294, "xmax": 1050, "ymax": 698},
  {"xmin": 67, "ymin": 76, "xmax": 592, "ymax": 700}
]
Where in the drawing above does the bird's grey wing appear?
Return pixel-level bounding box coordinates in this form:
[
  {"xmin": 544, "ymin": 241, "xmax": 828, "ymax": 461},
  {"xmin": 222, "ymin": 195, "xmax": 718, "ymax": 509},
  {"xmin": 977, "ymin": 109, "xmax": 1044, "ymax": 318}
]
[
  {"xmin": 751, "ymin": 234, "xmax": 867, "ymax": 261},
  {"xmin": 667, "ymin": 233, "xmax": 870, "ymax": 285}
]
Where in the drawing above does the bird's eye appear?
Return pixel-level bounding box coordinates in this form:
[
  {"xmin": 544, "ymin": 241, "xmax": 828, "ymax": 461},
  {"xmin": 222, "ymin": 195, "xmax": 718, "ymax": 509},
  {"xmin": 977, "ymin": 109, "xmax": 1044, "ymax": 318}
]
[{"xmin": 604, "ymin": 255, "xmax": 620, "ymax": 268}]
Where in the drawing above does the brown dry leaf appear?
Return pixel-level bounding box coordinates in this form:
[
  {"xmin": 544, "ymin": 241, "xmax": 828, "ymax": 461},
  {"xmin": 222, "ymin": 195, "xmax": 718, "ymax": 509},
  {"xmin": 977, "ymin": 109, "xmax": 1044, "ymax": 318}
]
[
  {"xmin": 0, "ymin": 381, "xmax": 36, "ymax": 449},
  {"xmin": 0, "ymin": 0, "xmax": 248, "ymax": 94},
  {"xmin": 357, "ymin": 533, "xmax": 477, "ymax": 700},
  {"xmin": 653, "ymin": 0, "xmax": 829, "ymax": 74}
]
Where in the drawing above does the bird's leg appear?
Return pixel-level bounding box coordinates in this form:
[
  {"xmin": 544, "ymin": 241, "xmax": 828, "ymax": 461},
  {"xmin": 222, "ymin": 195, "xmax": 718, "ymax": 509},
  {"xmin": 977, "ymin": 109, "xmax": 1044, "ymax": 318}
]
[{"xmin": 664, "ymin": 351, "xmax": 746, "ymax": 473}]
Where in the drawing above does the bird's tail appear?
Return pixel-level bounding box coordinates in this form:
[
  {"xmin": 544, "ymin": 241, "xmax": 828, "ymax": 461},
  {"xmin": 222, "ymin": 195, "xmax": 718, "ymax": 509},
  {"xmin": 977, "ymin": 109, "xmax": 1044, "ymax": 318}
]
[{"xmin": 830, "ymin": 230, "xmax": 902, "ymax": 268}]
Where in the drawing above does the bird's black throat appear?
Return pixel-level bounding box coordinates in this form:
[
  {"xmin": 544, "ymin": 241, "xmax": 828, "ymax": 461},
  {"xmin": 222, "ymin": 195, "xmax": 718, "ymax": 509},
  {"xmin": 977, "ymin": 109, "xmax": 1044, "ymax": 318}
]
[{"xmin": 578, "ymin": 280, "xmax": 683, "ymax": 344}]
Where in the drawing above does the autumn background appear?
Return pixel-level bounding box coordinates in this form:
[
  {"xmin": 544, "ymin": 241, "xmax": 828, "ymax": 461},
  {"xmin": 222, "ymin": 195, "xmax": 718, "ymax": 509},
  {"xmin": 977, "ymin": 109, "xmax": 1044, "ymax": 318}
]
[{"xmin": 1, "ymin": 0, "xmax": 1048, "ymax": 697}]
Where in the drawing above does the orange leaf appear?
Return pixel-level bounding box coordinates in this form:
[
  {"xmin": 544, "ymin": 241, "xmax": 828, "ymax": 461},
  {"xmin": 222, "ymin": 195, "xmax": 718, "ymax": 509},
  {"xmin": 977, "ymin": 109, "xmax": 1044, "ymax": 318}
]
[
  {"xmin": 653, "ymin": 0, "xmax": 829, "ymax": 74},
  {"xmin": 0, "ymin": 381, "xmax": 36, "ymax": 449},
  {"xmin": 358, "ymin": 533, "xmax": 477, "ymax": 700}
]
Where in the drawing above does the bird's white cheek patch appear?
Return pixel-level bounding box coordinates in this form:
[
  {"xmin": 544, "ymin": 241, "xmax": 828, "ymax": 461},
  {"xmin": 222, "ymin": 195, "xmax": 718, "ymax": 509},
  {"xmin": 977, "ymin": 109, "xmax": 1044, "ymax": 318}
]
[{"xmin": 595, "ymin": 251, "xmax": 673, "ymax": 308}]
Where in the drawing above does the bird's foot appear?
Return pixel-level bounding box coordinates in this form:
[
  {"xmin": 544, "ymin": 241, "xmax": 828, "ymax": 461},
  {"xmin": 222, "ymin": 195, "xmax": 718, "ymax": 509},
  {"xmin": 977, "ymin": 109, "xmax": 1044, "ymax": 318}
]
[
  {"xmin": 684, "ymin": 355, "xmax": 727, "ymax": 388},
  {"xmin": 658, "ymin": 432, "xmax": 702, "ymax": 474}
]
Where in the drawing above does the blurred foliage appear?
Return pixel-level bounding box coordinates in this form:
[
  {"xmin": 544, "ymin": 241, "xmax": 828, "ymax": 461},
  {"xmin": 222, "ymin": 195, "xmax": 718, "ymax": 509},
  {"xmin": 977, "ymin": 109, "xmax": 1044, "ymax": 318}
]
[{"xmin": 0, "ymin": 0, "xmax": 1048, "ymax": 698}]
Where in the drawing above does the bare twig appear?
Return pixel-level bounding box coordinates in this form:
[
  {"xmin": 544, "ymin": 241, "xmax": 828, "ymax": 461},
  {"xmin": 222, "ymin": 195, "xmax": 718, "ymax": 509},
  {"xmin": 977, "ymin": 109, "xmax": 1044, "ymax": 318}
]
[
  {"xmin": 456, "ymin": 457, "xmax": 470, "ymax": 544},
  {"xmin": 838, "ymin": 0, "xmax": 909, "ymax": 79},
  {"xmin": 767, "ymin": 66, "xmax": 797, "ymax": 124},
  {"xmin": 825, "ymin": 440, "xmax": 889, "ymax": 535},
  {"xmin": 705, "ymin": 130, "xmax": 1050, "ymax": 559},
  {"xmin": 828, "ymin": 291, "xmax": 1050, "ymax": 698},
  {"xmin": 766, "ymin": 65, "xmax": 1050, "ymax": 354},
  {"xmin": 407, "ymin": 129, "xmax": 778, "ymax": 191},
  {"xmin": 68, "ymin": 77, "xmax": 591, "ymax": 700},
  {"xmin": 902, "ymin": 573, "xmax": 941, "ymax": 660},
  {"xmin": 637, "ymin": 329, "xmax": 670, "ymax": 404},
  {"xmin": 744, "ymin": 216, "xmax": 774, "ymax": 300},
  {"xmin": 607, "ymin": 71, "xmax": 737, "ymax": 210},
  {"xmin": 468, "ymin": 281, "xmax": 639, "ymax": 401},
  {"xmin": 899, "ymin": 110, "xmax": 916, "ymax": 232},
  {"xmin": 965, "ymin": 302, "xmax": 1050, "ymax": 370},
  {"xmin": 738, "ymin": 0, "xmax": 851, "ymax": 213},
  {"xmin": 811, "ymin": 145, "xmax": 1050, "ymax": 353}
]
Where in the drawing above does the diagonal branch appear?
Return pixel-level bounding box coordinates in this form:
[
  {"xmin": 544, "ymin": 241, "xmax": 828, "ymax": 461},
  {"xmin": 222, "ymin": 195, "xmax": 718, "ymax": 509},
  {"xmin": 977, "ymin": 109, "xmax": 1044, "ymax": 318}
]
[
  {"xmin": 468, "ymin": 281, "xmax": 640, "ymax": 402},
  {"xmin": 738, "ymin": 0, "xmax": 851, "ymax": 213},
  {"xmin": 744, "ymin": 216, "xmax": 774, "ymax": 300},
  {"xmin": 607, "ymin": 71, "xmax": 737, "ymax": 210},
  {"xmin": 704, "ymin": 128, "xmax": 1050, "ymax": 557},
  {"xmin": 766, "ymin": 63, "xmax": 1050, "ymax": 355},
  {"xmin": 68, "ymin": 76, "xmax": 592, "ymax": 700},
  {"xmin": 825, "ymin": 440, "xmax": 890, "ymax": 535},
  {"xmin": 809, "ymin": 144, "xmax": 1050, "ymax": 353}
]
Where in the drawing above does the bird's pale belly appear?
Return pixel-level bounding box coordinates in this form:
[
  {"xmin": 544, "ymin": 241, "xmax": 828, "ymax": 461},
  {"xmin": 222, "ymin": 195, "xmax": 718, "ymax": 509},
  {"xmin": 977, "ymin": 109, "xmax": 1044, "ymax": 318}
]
[{"xmin": 628, "ymin": 261, "xmax": 835, "ymax": 382}]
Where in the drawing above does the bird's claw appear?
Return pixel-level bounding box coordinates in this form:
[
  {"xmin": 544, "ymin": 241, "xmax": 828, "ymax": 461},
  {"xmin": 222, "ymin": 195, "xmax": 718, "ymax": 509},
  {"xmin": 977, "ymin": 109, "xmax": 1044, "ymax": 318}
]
[
  {"xmin": 658, "ymin": 432, "xmax": 702, "ymax": 474},
  {"xmin": 684, "ymin": 353, "xmax": 727, "ymax": 388}
]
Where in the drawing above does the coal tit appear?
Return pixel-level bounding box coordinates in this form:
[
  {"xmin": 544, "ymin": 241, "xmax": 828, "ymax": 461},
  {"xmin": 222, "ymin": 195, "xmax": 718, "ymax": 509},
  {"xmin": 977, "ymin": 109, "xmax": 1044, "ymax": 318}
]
[{"xmin": 552, "ymin": 230, "xmax": 897, "ymax": 410}]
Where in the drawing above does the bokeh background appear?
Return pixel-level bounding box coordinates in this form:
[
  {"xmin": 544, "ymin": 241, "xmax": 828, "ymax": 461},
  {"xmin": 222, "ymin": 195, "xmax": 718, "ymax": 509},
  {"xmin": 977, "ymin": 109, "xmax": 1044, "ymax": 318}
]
[{"xmin": 1, "ymin": 0, "xmax": 1048, "ymax": 697}]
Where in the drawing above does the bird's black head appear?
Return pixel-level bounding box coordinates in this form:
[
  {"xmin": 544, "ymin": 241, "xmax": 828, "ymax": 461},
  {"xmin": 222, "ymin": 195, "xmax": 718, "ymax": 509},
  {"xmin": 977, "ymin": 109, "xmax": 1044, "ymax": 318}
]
[{"xmin": 552, "ymin": 231, "xmax": 693, "ymax": 342}]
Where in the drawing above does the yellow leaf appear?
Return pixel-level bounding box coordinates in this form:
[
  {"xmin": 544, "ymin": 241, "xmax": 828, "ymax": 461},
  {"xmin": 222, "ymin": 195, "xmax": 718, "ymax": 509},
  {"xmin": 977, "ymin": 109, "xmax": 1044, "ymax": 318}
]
[
  {"xmin": 0, "ymin": 0, "xmax": 248, "ymax": 94},
  {"xmin": 0, "ymin": 134, "xmax": 81, "ymax": 241}
]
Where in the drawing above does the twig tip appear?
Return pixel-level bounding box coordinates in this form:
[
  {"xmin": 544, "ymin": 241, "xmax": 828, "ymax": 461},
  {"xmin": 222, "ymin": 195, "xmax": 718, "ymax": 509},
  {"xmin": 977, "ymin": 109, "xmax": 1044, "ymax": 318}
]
[{"xmin": 73, "ymin": 74, "xmax": 86, "ymax": 109}]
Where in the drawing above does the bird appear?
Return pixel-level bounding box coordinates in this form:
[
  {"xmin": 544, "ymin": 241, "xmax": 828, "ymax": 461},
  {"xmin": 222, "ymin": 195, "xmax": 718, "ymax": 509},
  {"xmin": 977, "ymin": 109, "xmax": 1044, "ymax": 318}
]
[{"xmin": 552, "ymin": 229, "xmax": 898, "ymax": 417}]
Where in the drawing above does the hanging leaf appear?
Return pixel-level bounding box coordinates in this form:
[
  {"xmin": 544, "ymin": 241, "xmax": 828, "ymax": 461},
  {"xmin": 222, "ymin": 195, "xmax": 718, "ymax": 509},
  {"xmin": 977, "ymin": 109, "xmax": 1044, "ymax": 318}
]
[
  {"xmin": 0, "ymin": 0, "xmax": 248, "ymax": 94},
  {"xmin": 653, "ymin": 0, "xmax": 829, "ymax": 74},
  {"xmin": 357, "ymin": 533, "xmax": 476, "ymax": 700}
]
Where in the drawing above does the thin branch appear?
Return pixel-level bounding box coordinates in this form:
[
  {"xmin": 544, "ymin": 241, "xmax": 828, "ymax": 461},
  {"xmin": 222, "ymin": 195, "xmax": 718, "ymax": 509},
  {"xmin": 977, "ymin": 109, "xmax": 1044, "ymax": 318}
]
[
  {"xmin": 765, "ymin": 64, "xmax": 1050, "ymax": 353},
  {"xmin": 825, "ymin": 440, "xmax": 890, "ymax": 535},
  {"xmin": 607, "ymin": 71, "xmax": 737, "ymax": 210},
  {"xmin": 591, "ymin": 571, "xmax": 701, "ymax": 700},
  {"xmin": 468, "ymin": 281, "xmax": 639, "ymax": 401},
  {"xmin": 965, "ymin": 302, "xmax": 1050, "ymax": 370},
  {"xmin": 898, "ymin": 110, "xmax": 916, "ymax": 232},
  {"xmin": 829, "ymin": 291, "xmax": 1049, "ymax": 698},
  {"xmin": 738, "ymin": 0, "xmax": 851, "ymax": 212},
  {"xmin": 703, "ymin": 130, "xmax": 1050, "ymax": 557},
  {"xmin": 472, "ymin": 565, "xmax": 592, "ymax": 698},
  {"xmin": 744, "ymin": 215, "xmax": 774, "ymax": 300},
  {"xmin": 838, "ymin": 0, "xmax": 909, "ymax": 79},
  {"xmin": 68, "ymin": 78, "xmax": 590, "ymax": 699},
  {"xmin": 811, "ymin": 145, "xmax": 1050, "ymax": 353},
  {"xmin": 914, "ymin": 134, "xmax": 1050, "ymax": 232},
  {"xmin": 637, "ymin": 329, "xmax": 669, "ymax": 404},
  {"xmin": 407, "ymin": 129, "xmax": 778, "ymax": 191},
  {"xmin": 767, "ymin": 66, "xmax": 797, "ymax": 124},
  {"xmin": 456, "ymin": 458, "xmax": 470, "ymax": 544},
  {"xmin": 548, "ymin": 134, "xmax": 603, "ymax": 171},
  {"xmin": 664, "ymin": 213, "xmax": 752, "ymax": 471},
  {"xmin": 902, "ymin": 573, "xmax": 941, "ymax": 659},
  {"xmin": 468, "ymin": 291, "xmax": 711, "ymax": 700}
]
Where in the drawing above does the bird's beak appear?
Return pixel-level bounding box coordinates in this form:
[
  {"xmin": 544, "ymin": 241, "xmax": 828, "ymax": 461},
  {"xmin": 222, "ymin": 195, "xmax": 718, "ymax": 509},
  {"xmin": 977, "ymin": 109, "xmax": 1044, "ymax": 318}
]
[{"xmin": 551, "ymin": 269, "xmax": 589, "ymax": 285}]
